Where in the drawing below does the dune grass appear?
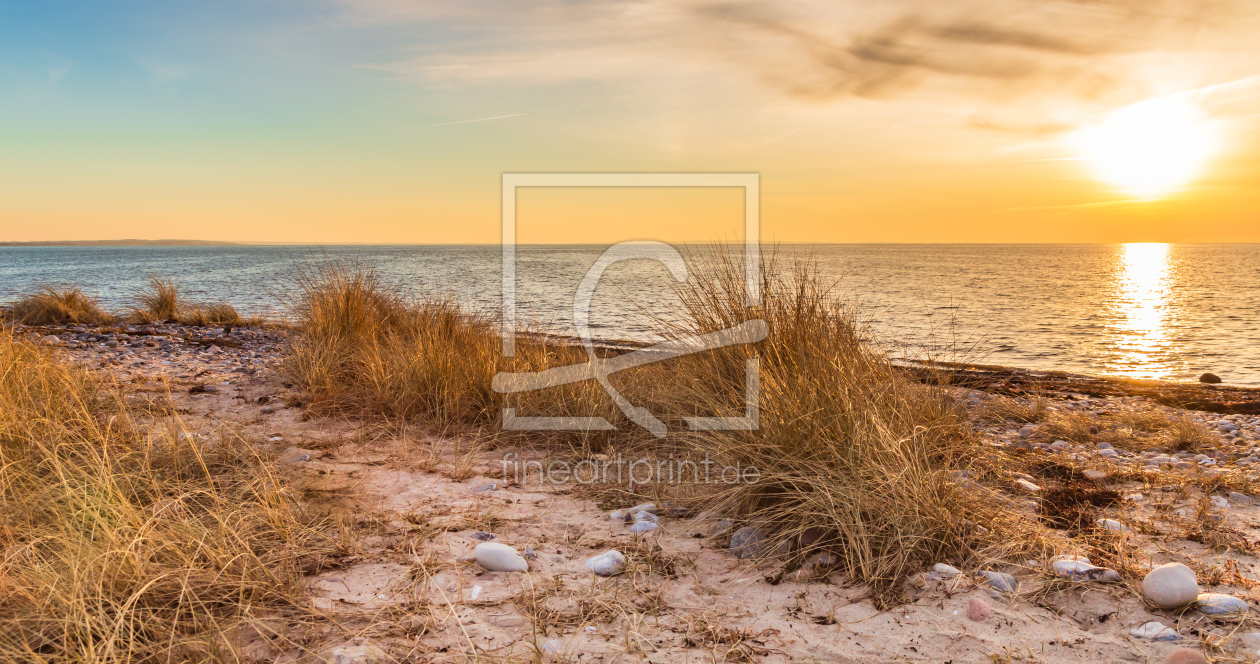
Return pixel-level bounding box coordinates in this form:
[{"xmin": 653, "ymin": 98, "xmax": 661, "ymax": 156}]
[
  {"xmin": 0, "ymin": 325, "xmax": 333, "ymax": 662},
  {"xmin": 129, "ymin": 276, "xmax": 246, "ymax": 327},
  {"xmin": 283, "ymin": 254, "xmax": 1035, "ymax": 589},
  {"xmin": 4, "ymin": 287, "xmax": 114, "ymax": 325}
]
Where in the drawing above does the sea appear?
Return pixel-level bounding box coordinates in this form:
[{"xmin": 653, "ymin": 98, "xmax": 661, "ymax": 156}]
[{"xmin": 1, "ymin": 243, "xmax": 1257, "ymax": 385}]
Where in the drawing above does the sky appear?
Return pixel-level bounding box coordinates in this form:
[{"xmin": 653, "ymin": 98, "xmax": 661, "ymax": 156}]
[{"xmin": 2, "ymin": 0, "xmax": 1259, "ymax": 244}]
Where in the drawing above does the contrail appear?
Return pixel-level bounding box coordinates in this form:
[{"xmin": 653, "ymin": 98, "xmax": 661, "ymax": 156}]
[{"xmin": 419, "ymin": 113, "xmax": 525, "ymax": 128}]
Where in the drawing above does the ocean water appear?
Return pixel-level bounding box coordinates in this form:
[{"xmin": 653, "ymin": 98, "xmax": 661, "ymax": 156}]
[{"xmin": 1, "ymin": 243, "xmax": 1257, "ymax": 385}]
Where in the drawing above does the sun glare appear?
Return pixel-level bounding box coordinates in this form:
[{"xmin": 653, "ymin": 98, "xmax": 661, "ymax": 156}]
[{"xmin": 1071, "ymin": 97, "xmax": 1219, "ymax": 199}]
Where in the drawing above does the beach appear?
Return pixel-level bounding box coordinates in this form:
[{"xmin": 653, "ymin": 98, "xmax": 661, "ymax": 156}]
[{"xmin": 8, "ymin": 305, "xmax": 1260, "ymax": 663}]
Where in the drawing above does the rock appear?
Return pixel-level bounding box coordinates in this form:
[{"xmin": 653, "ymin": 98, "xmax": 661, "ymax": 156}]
[
  {"xmin": 1199, "ymin": 373, "xmax": 1223, "ymax": 384},
  {"xmin": 933, "ymin": 563, "xmax": 962, "ymax": 578},
  {"xmin": 471, "ymin": 482, "xmax": 498, "ymax": 494},
  {"xmin": 1052, "ymin": 560, "xmax": 1108, "ymax": 580},
  {"xmin": 523, "ymin": 546, "xmax": 536, "ymax": 560},
  {"xmin": 631, "ymin": 510, "xmax": 659, "ymax": 523},
  {"xmin": 279, "ymin": 447, "xmax": 313, "ymax": 464},
  {"xmin": 628, "ymin": 521, "xmax": 658, "ymax": 534},
  {"xmin": 1097, "ymin": 442, "xmax": 1114, "ymax": 450},
  {"xmin": 584, "ymin": 550, "xmax": 627, "ymax": 576},
  {"xmin": 729, "ymin": 527, "xmax": 770, "ymax": 559},
  {"xmin": 1210, "ymin": 496, "xmax": 1229, "ymax": 509},
  {"xmin": 1230, "ymin": 492, "xmax": 1254, "ymax": 504},
  {"xmin": 1096, "ymin": 518, "xmax": 1130, "ymax": 533},
  {"xmin": 473, "ymin": 542, "xmax": 528, "ymax": 572},
  {"xmin": 1083, "ymin": 469, "xmax": 1107, "ymax": 480},
  {"xmin": 629, "ymin": 502, "xmax": 658, "ymax": 514},
  {"xmin": 1050, "ymin": 440, "xmax": 1069, "ymax": 450},
  {"xmin": 1013, "ymin": 479, "xmax": 1041, "ymax": 493},
  {"xmin": 1019, "ymin": 425, "xmax": 1037, "ymax": 438},
  {"xmin": 1130, "ymin": 621, "xmax": 1181, "ymax": 641},
  {"xmin": 967, "ymin": 597, "xmax": 991, "ymax": 621},
  {"xmin": 1102, "ymin": 569, "xmax": 1121, "ymax": 582},
  {"xmin": 40, "ymin": 335, "xmax": 60, "ymax": 345},
  {"xmin": 469, "ymin": 531, "xmax": 495, "ymax": 542},
  {"xmin": 710, "ymin": 518, "xmax": 733, "ymax": 536},
  {"xmin": 1162, "ymin": 649, "xmax": 1207, "ymax": 664},
  {"xmin": 320, "ymin": 645, "xmax": 388, "ymax": 664},
  {"xmin": 1051, "ymin": 554, "xmax": 1091, "ymax": 564},
  {"xmin": 1196, "ymin": 593, "xmax": 1248, "ymax": 615},
  {"xmin": 1141, "ymin": 563, "xmax": 1199, "ymax": 608},
  {"xmin": 977, "ymin": 570, "xmax": 1017, "ymax": 593},
  {"xmin": 609, "ymin": 509, "xmax": 627, "ymax": 521}
]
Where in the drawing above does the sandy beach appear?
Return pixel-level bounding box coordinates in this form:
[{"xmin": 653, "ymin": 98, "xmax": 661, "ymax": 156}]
[{"xmin": 10, "ymin": 318, "xmax": 1260, "ymax": 663}]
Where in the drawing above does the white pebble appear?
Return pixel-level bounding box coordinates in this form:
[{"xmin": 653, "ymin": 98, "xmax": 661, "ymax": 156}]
[{"xmin": 473, "ymin": 542, "xmax": 529, "ymax": 572}]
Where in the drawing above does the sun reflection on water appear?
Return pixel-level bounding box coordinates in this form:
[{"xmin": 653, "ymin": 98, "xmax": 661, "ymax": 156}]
[{"xmin": 1111, "ymin": 243, "xmax": 1174, "ymax": 379}]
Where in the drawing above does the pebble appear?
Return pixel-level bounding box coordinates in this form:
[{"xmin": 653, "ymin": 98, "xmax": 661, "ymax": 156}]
[
  {"xmin": 1013, "ymin": 479, "xmax": 1041, "ymax": 493},
  {"xmin": 1130, "ymin": 621, "xmax": 1181, "ymax": 641},
  {"xmin": 1196, "ymin": 593, "xmax": 1248, "ymax": 615},
  {"xmin": 710, "ymin": 518, "xmax": 733, "ymax": 537},
  {"xmin": 631, "ymin": 510, "xmax": 659, "ymax": 523},
  {"xmin": 628, "ymin": 521, "xmax": 658, "ymax": 534},
  {"xmin": 609, "ymin": 510, "xmax": 627, "ymax": 521},
  {"xmin": 469, "ymin": 531, "xmax": 495, "ymax": 542},
  {"xmin": 729, "ymin": 527, "xmax": 770, "ymax": 559},
  {"xmin": 1019, "ymin": 425, "xmax": 1037, "ymax": 438},
  {"xmin": 584, "ymin": 550, "xmax": 627, "ymax": 576},
  {"xmin": 933, "ymin": 563, "xmax": 962, "ymax": 578},
  {"xmin": 967, "ymin": 597, "xmax": 991, "ymax": 621},
  {"xmin": 977, "ymin": 570, "xmax": 1017, "ymax": 593},
  {"xmin": 1141, "ymin": 563, "xmax": 1199, "ymax": 608},
  {"xmin": 1199, "ymin": 372, "xmax": 1222, "ymax": 384},
  {"xmin": 320, "ymin": 645, "xmax": 388, "ymax": 664},
  {"xmin": 473, "ymin": 542, "xmax": 529, "ymax": 572},
  {"xmin": 1096, "ymin": 518, "xmax": 1130, "ymax": 533},
  {"xmin": 1162, "ymin": 649, "xmax": 1207, "ymax": 664},
  {"xmin": 1230, "ymin": 492, "xmax": 1254, "ymax": 504},
  {"xmin": 1083, "ymin": 469, "xmax": 1107, "ymax": 480},
  {"xmin": 471, "ymin": 482, "xmax": 497, "ymax": 494},
  {"xmin": 1052, "ymin": 560, "xmax": 1110, "ymax": 580},
  {"xmin": 628, "ymin": 502, "xmax": 658, "ymax": 514}
]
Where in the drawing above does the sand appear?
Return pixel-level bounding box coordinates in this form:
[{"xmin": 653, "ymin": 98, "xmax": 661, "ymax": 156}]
[{"xmin": 21, "ymin": 322, "xmax": 1260, "ymax": 663}]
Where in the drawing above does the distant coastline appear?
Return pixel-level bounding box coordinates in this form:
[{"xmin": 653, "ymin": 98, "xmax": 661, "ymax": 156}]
[{"xmin": 0, "ymin": 240, "xmax": 241, "ymax": 247}]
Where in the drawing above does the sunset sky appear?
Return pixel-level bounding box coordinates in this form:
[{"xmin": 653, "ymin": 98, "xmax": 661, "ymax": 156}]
[{"xmin": 2, "ymin": 0, "xmax": 1259, "ymax": 244}]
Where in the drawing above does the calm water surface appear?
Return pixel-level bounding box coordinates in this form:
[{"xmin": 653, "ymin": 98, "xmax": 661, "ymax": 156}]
[{"xmin": 1, "ymin": 244, "xmax": 1256, "ymax": 385}]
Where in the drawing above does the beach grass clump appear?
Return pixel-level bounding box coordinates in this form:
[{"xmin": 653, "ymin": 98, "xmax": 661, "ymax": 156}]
[
  {"xmin": 130, "ymin": 276, "xmax": 250, "ymax": 327},
  {"xmin": 132, "ymin": 276, "xmax": 182, "ymax": 322},
  {"xmin": 4, "ymin": 286, "xmax": 114, "ymax": 325},
  {"xmin": 650, "ymin": 252, "xmax": 1022, "ymax": 588},
  {"xmin": 0, "ymin": 326, "xmax": 332, "ymax": 662},
  {"xmin": 283, "ymin": 260, "xmax": 613, "ymax": 428}
]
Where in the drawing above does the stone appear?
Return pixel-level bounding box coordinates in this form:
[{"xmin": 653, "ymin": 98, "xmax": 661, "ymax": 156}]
[
  {"xmin": 471, "ymin": 482, "xmax": 497, "ymax": 494},
  {"xmin": 1199, "ymin": 373, "xmax": 1223, "ymax": 384},
  {"xmin": 628, "ymin": 502, "xmax": 658, "ymax": 514},
  {"xmin": 320, "ymin": 645, "xmax": 388, "ymax": 664},
  {"xmin": 1196, "ymin": 593, "xmax": 1248, "ymax": 615},
  {"xmin": 977, "ymin": 570, "xmax": 1017, "ymax": 593},
  {"xmin": 473, "ymin": 542, "xmax": 528, "ymax": 572},
  {"xmin": 1210, "ymin": 496, "xmax": 1229, "ymax": 509},
  {"xmin": 469, "ymin": 531, "xmax": 495, "ymax": 542},
  {"xmin": 1130, "ymin": 621, "xmax": 1181, "ymax": 641},
  {"xmin": 1097, "ymin": 442, "xmax": 1113, "ymax": 450},
  {"xmin": 1162, "ymin": 649, "xmax": 1206, "ymax": 664},
  {"xmin": 967, "ymin": 597, "xmax": 991, "ymax": 621},
  {"xmin": 710, "ymin": 518, "xmax": 733, "ymax": 536},
  {"xmin": 1229, "ymin": 492, "xmax": 1254, "ymax": 504},
  {"xmin": 1052, "ymin": 560, "xmax": 1108, "ymax": 580},
  {"xmin": 933, "ymin": 563, "xmax": 962, "ymax": 578},
  {"xmin": 631, "ymin": 510, "xmax": 659, "ymax": 523},
  {"xmin": 1014, "ymin": 479, "xmax": 1041, "ymax": 493},
  {"xmin": 628, "ymin": 521, "xmax": 658, "ymax": 534},
  {"xmin": 1097, "ymin": 518, "xmax": 1130, "ymax": 533},
  {"xmin": 584, "ymin": 550, "xmax": 627, "ymax": 576},
  {"xmin": 1019, "ymin": 425, "xmax": 1037, "ymax": 438},
  {"xmin": 1083, "ymin": 469, "xmax": 1107, "ymax": 480},
  {"xmin": 729, "ymin": 527, "xmax": 770, "ymax": 559},
  {"xmin": 609, "ymin": 509, "xmax": 627, "ymax": 521},
  {"xmin": 1141, "ymin": 563, "xmax": 1199, "ymax": 608}
]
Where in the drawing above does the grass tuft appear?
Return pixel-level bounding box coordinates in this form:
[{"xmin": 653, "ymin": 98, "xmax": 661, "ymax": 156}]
[
  {"xmin": 5, "ymin": 287, "xmax": 114, "ymax": 325},
  {"xmin": 0, "ymin": 325, "xmax": 333, "ymax": 662}
]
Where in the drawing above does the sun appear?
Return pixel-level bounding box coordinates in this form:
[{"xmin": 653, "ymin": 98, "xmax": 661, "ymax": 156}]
[{"xmin": 1070, "ymin": 97, "xmax": 1219, "ymax": 199}]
